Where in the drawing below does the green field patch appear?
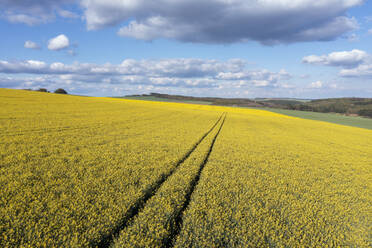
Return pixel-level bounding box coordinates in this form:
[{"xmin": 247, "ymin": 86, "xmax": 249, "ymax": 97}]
[{"xmin": 261, "ymin": 108, "xmax": 372, "ymax": 130}]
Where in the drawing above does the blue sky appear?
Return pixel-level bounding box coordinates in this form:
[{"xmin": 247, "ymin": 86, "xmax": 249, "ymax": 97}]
[{"xmin": 0, "ymin": 0, "xmax": 371, "ymax": 98}]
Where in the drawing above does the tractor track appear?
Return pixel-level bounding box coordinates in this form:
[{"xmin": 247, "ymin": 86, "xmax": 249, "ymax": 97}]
[
  {"xmin": 91, "ymin": 113, "xmax": 225, "ymax": 248},
  {"xmin": 163, "ymin": 113, "xmax": 226, "ymax": 248}
]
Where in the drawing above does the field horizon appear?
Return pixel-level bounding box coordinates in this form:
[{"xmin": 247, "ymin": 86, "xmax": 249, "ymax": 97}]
[
  {"xmin": 120, "ymin": 92, "xmax": 372, "ymax": 130},
  {"xmin": 9, "ymin": 88, "xmax": 372, "ymax": 130}
]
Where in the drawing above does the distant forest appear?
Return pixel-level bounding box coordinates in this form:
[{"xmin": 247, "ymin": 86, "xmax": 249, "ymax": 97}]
[{"xmin": 128, "ymin": 93, "xmax": 372, "ymax": 118}]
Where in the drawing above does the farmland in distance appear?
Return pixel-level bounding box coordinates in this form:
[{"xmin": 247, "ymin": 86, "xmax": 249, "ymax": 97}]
[{"xmin": 1, "ymin": 88, "xmax": 371, "ymax": 247}]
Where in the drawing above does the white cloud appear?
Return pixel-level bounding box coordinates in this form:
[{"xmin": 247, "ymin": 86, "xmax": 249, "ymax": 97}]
[
  {"xmin": 340, "ymin": 64, "xmax": 372, "ymax": 77},
  {"xmin": 252, "ymin": 80, "xmax": 270, "ymax": 87},
  {"xmin": 48, "ymin": 34, "xmax": 70, "ymax": 51},
  {"xmin": 216, "ymin": 69, "xmax": 291, "ymax": 86},
  {"xmin": 308, "ymin": 81, "xmax": 323, "ymax": 88},
  {"xmin": 279, "ymin": 83, "xmax": 296, "ymax": 89},
  {"xmin": 0, "ymin": 58, "xmax": 291, "ymax": 90},
  {"xmin": 24, "ymin": 40, "xmax": 40, "ymax": 49},
  {"xmin": 0, "ymin": 0, "xmax": 363, "ymax": 44},
  {"xmin": 58, "ymin": 9, "xmax": 79, "ymax": 19},
  {"xmin": 0, "ymin": 0, "xmax": 74, "ymax": 25},
  {"xmin": 81, "ymin": 0, "xmax": 362, "ymax": 44},
  {"xmin": 302, "ymin": 49, "xmax": 369, "ymax": 67},
  {"xmin": 368, "ymin": 29, "xmax": 372, "ymax": 34},
  {"xmin": 0, "ymin": 58, "xmax": 241, "ymax": 77},
  {"xmin": 5, "ymin": 14, "xmax": 44, "ymax": 26},
  {"xmin": 1, "ymin": 72, "xmax": 369, "ymax": 98},
  {"xmin": 0, "ymin": 60, "xmax": 47, "ymax": 73},
  {"xmin": 303, "ymin": 49, "xmax": 372, "ymax": 78}
]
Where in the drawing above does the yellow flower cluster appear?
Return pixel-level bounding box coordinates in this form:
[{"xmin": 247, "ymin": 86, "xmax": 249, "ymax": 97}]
[
  {"xmin": 174, "ymin": 111, "xmax": 372, "ymax": 247},
  {"xmin": 113, "ymin": 113, "xmax": 225, "ymax": 247},
  {"xmin": 1, "ymin": 88, "xmax": 371, "ymax": 247},
  {"xmin": 0, "ymin": 89, "xmax": 220, "ymax": 247}
]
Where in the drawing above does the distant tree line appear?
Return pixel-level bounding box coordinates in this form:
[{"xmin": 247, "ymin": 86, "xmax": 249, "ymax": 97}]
[
  {"xmin": 286, "ymin": 101, "xmax": 372, "ymax": 118},
  {"xmin": 25, "ymin": 88, "xmax": 68, "ymax": 94},
  {"xmin": 358, "ymin": 109, "xmax": 372, "ymax": 118},
  {"xmin": 144, "ymin": 93, "xmax": 372, "ymax": 119},
  {"xmin": 286, "ymin": 103, "xmax": 348, "ymax": 114}
]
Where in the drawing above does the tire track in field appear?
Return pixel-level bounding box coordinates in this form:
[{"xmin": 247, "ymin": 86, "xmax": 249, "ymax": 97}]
[
  {"xmin": 163, "ymin": 113, "xmax": 226, "ymax": 248},
  {"xmin": 91, "ymin": 113, "xmax": 224, "ymax": 248}
]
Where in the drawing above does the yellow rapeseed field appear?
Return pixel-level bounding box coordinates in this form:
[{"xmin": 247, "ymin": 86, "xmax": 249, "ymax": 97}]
[
  {"xmin": 175, "ymin": 110, "xmax": 372, "ymax": 247},
  {"xmin": 113, "ymin": 113, "xmax": 226, "ymax": 248},
  {"xmin": 0, "ymin": 89, "xmax": 221, "ymax": 247},
  {"xmin": 0, "ymin": 88, "xmax": 371, "ymax": 247}
]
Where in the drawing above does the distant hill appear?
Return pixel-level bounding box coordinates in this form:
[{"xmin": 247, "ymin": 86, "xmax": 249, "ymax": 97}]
[
  {"xmin": 123, "ymin": 93, "xmax": 372, "ymax": 118},
  {"xmin": 285, "ymin": 98, "xmax": 372, "ymax": 118}
]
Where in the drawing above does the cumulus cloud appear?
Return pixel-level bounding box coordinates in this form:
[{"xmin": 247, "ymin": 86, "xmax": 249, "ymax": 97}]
[
  {"xmin": 0, "ymin": 58, "xmax": 243, "ymax": 77},
  {"xmin": 216, "ymin": 69, "xmax": 291, "ymax": 87},
  {"xmin": 340, "ymin": 64, "xmax": 372, "ymax": 77},
  {"xmin": 308, "ymin": 81, "xmax": 323, "ymax": 88},
  {"xmin": 0, "ymin": 60, "xmax": 47, "ymax": 74},
  {"xmin": 24, "ymin": 40, "xmax": 40, "ymax": 49},
  {"xmin": 0, "ymin": 0, "xmax": 363, "ymax": 44},
  {"xmin": 5, "ymin": 14, "xmax": 44, "ymax": 26},
  {"xmin": 302, "ymin": 49, "xmax": 368, "ymax": 67},
  {"xmin": 0, "ymin": 0, "xmax": 74, "ymax": 25},
  {"xmin": 0, "ymin": 58, "xmax": 291, "ymax": 90},
  {"xmin": 58, "ymin": 9, "xmax": 79, "ymax": 19},
  {"xmin": 303, "ymin": 49, "xmax": 372, "ymax": 78},
  {"xmin": 81, "ymin": 0, "xmax": 362, "ymax": 44},
  {"xmin": 48, "ymin": 34, "xmax": 70, "ymax": 51}
]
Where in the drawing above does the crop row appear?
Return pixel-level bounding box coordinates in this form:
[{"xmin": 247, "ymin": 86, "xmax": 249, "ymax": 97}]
[
  {"xmin": 0, "ymin": 89, "xmax": 222, "ymax": 247},
  {"xmin": 1, "ymin": 89, "xmax": 371, "ymax": 247},
  {"xmin": 174, "ymin": 111, "xmax": 372, "ymax": 247},
  {"xmin": 112, "ymin": 113, "xmax": 226, "ymax": 248}
]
